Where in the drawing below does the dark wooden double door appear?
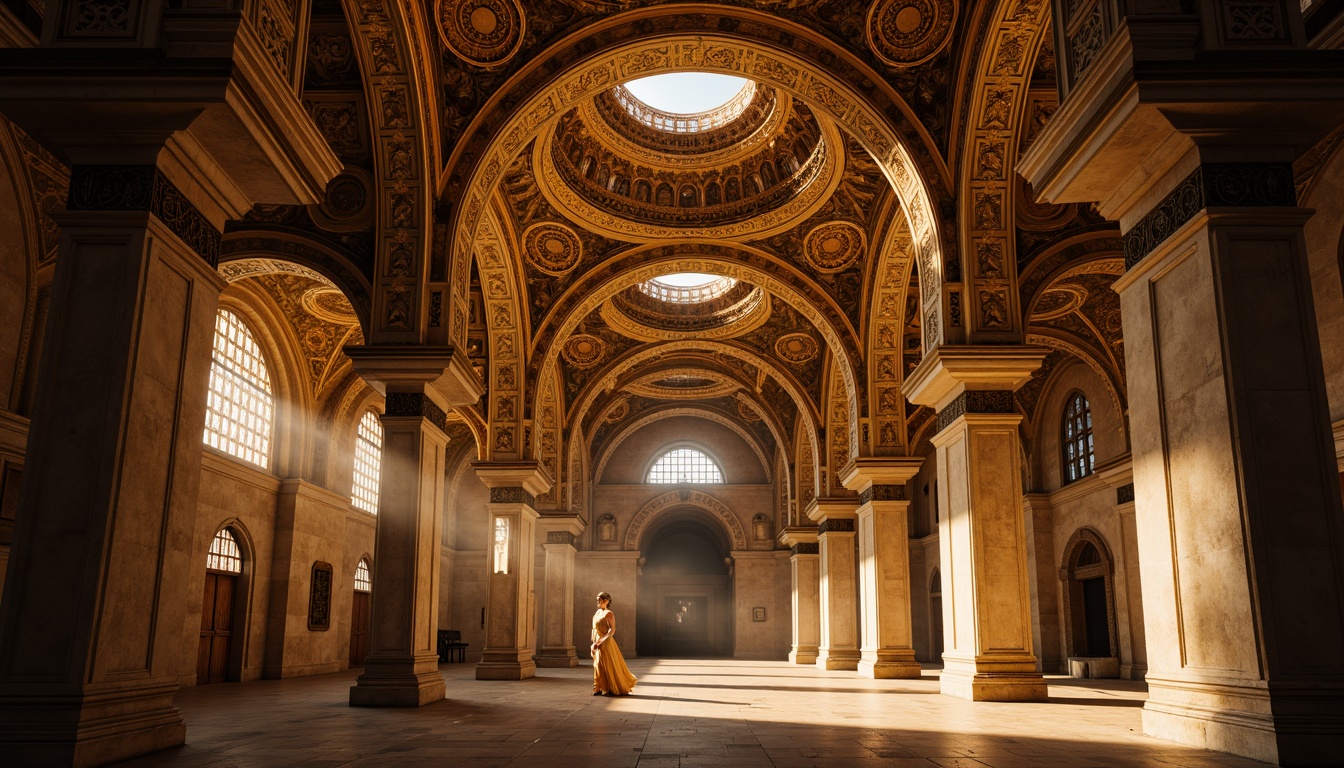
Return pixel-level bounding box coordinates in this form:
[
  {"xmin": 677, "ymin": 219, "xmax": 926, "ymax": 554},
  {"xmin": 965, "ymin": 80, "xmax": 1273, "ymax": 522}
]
[
  {"xmin": 198, "ymin": 572, "xmax": 236, "ymax": 684},
  {"xmin": 349, "ymin": 590, "xmax": 371, "ymax": 667}
]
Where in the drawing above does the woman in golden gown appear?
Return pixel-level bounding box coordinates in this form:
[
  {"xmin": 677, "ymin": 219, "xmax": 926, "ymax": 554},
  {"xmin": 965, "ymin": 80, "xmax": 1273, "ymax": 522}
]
[{"xmin": 591, "ymin": 592, "xmax": 637, "ymax": 696}]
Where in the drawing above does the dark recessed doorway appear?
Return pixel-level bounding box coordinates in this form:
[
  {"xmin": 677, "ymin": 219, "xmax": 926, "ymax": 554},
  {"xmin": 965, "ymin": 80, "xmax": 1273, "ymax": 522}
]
[{"xmin": 635, "ymin": 513, "xmax": 733, "ymax": 657}]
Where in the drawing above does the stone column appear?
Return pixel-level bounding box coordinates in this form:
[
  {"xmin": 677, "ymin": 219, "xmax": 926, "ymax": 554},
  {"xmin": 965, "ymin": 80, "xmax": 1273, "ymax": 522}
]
[
  {"xmin": 1021, "ymin": 11, "xmax": 1344, "ymax": 760},
  {"xmin": 474, "ymin": 462, "xmax": 551, "ymax": 680},
  {"xmin": 1020, "ymin": 493, "xmax": 1060, "ymax": 675},
  {"xmin": 780, "ymin": 527, "xmax": 819, "ymax": 664},
  {"xmin": 344, "ymin": 372, "xmax": 450, "ymax": 706},
  {"xmin": 807, "ymin": 498, "xmax": 860, "ymax": 670},
  {"xmin": 535, "ymin": 516, "xmax": 582, "ymax": 668},
  {"xmin": 0, "ymin": 167, "xmax": 227, "ymax": 765},
  {"xmin": 841, "ymin": 458, "xmax": 923, "ymax": 679},
  {"xmin": 903, "ymin": 347, "xmax": 1048, "ymax": 701}
]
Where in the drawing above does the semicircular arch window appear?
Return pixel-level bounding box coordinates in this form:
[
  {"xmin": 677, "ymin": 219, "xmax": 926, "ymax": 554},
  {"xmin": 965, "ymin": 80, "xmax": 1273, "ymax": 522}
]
[
  {"xmin": 647, "ymin": 447, "xmax": 724, "ymax": 484},
  {"xmin": 204, "ymin": 309, "xmax": 274, "ymax": 469}
]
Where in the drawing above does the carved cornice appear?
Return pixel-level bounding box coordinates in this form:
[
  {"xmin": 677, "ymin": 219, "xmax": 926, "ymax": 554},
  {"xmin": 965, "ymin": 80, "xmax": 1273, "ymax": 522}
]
[
  {"xmin": 1123, "ymin": 163, "xmax": 1296, "ymax": 269},
  {"xmin": 859, "ymin": 484, "xmax": 907, "ymax": 505},
  {"xmin": 545, "ymin": 530, "xmax": 575, "ymax": 546},
  {"xmin": 934, "ymin": 389, "xmax": 1016, "ymax": 433},
  {"xmin": 67, "ymin": 165, "xmax": 221, "ymax": 265},
  {"xmin": 489, "ymin": 487, "xmax": 537, "ymax": 508},
  {"xmin": 384, "ymin": 392, "xmax": 448, "ymax": 432},
  {"xmin": 817, "ymin": 518, "xmax": 856, "ymax": 535},
  {"xmin": 791, "ymin": 542, "xmax": 820, "ymax": 556}
]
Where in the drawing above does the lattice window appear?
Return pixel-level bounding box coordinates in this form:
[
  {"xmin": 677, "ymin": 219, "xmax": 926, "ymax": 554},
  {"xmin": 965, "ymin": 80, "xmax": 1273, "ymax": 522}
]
[
  {"xmin": 1062, "ymin": 392, "xmax": 1095, "ymax": 484},
  {"xmin": 354, "ymin": 558, "xmax": 372, "ymax": 592},
  {"xmin": 647, "ymin": 447, "xmax": 724, "ymax": 484},
  {"xmin": 207, "ymin": 528, "xmax": 243, "ymax": 574},
  {"xmin": 351, "ymin": 410, "xmax": 383, "ymax": 514},
  {"xmin": 204, "ymin": 309, "xmax": 274, "ymax": 468}
]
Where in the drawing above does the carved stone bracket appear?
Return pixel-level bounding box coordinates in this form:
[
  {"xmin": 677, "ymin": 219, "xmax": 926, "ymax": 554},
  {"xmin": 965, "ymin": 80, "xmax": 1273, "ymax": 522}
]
[{"xmin": 67, "ymin": 165, "xmax": 221, "ymax": 265}]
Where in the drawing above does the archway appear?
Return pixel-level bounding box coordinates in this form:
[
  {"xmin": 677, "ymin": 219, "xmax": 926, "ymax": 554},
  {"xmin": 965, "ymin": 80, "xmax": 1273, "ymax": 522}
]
[
  {"xmin": 1060, "ymin": 528, "xmax": 1118, "ymax": 661},
  {"xmin": 634, "ymin": 509, "xmax": 734, "ymax": 657}
]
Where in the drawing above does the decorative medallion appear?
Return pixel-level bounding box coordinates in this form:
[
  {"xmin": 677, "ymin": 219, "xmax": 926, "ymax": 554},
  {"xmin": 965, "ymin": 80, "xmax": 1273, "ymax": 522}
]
[
  {"xmin": 312, "ymin": 169, "xmax": 373, "ymax": 231},
  {"xmin": 301, "ymin": 287, "xmax": 360, "ymax": 326},
  {"xmin": 866, "ymin": 0, "xmax": 958, "ymax": 67},
  {"xmin": 605, "ymin": 398, "xmax": 629, "ymax": 423},
  {"xmin": 737, "ymin": 400, "xmax": 760, "ymax": 423},
  {"xmin": 436, "ymin": 0, "xmax": 525, "ymax": 68},
  {"xmin": 803, "ymin": 221, "xmax": 865, "ymax": 273},
  {"xmin": 561, "ymin": 333, "xmax": 606, "ymax": 368},
  {"xmin": 523, "ymin": 222, "xmax": 583, "ymax": 276},
  {"xmin": 1031, "ymin": 286, "xmax": 1088, "ymax": 322},
  {"xmin": 775, "ymin": 332, "xmax": 820, "ymax": 364}
]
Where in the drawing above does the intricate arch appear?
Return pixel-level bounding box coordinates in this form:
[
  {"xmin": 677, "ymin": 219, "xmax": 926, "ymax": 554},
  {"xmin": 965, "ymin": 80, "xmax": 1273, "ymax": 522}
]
[
  {"xmin": 623, "ymin": 489, "xmax": 748, "ymax": 552},
  {"xmin": 474, "ymin": 206, "xmax": 528, "ymax": 461},
  {"xmin": 958, "ymin": 0, "xmax": 1053, "ymax": 341},
  {"xmin": 865, "ymin": 204, "xmax": 915, "ymax": 455},
  {"xmin": 1058, "ymin": 526, "xmax": 1119, "ymax": 660},
  {"xmin": 218, "ymin": 236, "xmax": 373, "ymax": 336}
]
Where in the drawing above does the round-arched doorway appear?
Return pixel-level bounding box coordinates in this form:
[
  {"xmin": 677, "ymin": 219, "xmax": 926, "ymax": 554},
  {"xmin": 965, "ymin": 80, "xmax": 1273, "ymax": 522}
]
[{"xmin": 635, "ymin": 511, "xmax": 734, "ymax": 656}]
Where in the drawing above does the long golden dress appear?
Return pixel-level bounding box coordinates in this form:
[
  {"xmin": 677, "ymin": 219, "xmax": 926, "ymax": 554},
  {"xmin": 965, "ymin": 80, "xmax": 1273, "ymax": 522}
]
[{"xmin": 591, "ymin": 609, "xmax": 637, "ymax": 695}]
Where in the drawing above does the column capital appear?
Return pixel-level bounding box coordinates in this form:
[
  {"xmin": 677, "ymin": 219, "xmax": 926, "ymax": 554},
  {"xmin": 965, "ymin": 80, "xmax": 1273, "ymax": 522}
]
[
  {"xmin": 839, "ymin": 457, "xmax": 923, "ymax": 495},
  {"xmin": 473, "ymin": 460, "xmax": 553, "ymax": 498},
  {"xmin": 344, "ymin": 345, "xmax": 484, "ymax": 411},
  {"xmin": 537, "ymin": 513, "xmax": 584, "ymax": 539},
  {"xmin": 804, "ymin": 497, "xmax": 859, "ymax": 524},
  {"xmin": 778, "ymin": 526, "xmax": 818, "ymax": 548},
  {"xmin": 902, "ymin": 346, "xmax": 1046, "ymax": 411}
]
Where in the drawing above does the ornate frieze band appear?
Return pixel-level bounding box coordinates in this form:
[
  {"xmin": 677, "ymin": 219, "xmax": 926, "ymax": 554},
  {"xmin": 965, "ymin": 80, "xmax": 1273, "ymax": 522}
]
[
  {"xmin": 1116, "ymin": 483, "xmax": 1134, "ymax": 505},
  {"xmin": 817, "ymin": 518, "xmax": 856, "ymax": 535},
  {"xmin": 792, "ymin": 542, "xmax": 820, "ymax": 556},
  {"xmin": 1123, "ymin": 163, "xmax": 1295, "ymax": 269},
  {"xmin": 67, "ymin": 165, "xmax": 221, "ymax": 266},
  {"xmin": 545, "ymin": 530, "xmax": 575, "ymax": 546},
  {"xmin": 384, "ymin": 392, "xmax": 447, "ymax": 431},
  {"xmin": 490, "ymin": 487, "xmax": 536, "ymax": 508},
  {"xmin": 860, "ymin": 485, "xmax": 907, "ymax": 505},
  {"xmin": 934, "ymin": 390, "xmax": 1016, "ymax": 433}
]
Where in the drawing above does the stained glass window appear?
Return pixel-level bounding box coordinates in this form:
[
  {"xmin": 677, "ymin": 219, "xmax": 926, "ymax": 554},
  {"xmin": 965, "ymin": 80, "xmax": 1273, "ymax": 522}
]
[{"xmin": 204, "ymin": 309, "xmax": 273, "ymax": 468}]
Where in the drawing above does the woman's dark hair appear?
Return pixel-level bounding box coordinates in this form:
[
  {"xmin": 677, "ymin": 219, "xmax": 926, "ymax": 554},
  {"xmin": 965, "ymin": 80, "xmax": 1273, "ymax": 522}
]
[{"xmin": 597, "ymin": 591, "xmax": 612, "ymax": 604}]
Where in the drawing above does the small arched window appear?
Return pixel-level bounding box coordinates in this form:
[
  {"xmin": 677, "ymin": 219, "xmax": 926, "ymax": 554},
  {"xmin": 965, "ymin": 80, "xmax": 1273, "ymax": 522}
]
[
  {"xmin": 354, "ymin": 558, "xmax": 372, "ymax": 593},
  {"xmin": 647, "ymin": 447, "xmax": 724, "ymax": 484},
  {"xmin": 351, "ymin": 410, "xmax": 384, "ymax": 514},
  {"xmin": 207, "ymin": 528, "xmax": 243, "ymax": 574},
  {"xmin": 204, "ymin": 309, "xmax": 274, "ymax": 468},
  {"xmin": 1062, "ymin": 391, "xmax": 1095, "ymax": 484}
]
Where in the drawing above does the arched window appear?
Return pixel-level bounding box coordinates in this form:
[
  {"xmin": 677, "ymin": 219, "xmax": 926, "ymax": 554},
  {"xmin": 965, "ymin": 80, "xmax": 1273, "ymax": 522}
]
[
  {"xmin": 647, "ymin": 447, "xmax": 724, "ymax": 484},
  {"xmin": 204, "ymin": 309, "xmax": 274, "ymax": 468},
  {"xmin": 207, "ymin": 527, "xmax": 243, "ymax": 574},
  {"xmin": 1062, "ymin": 391, "xmax": 1094, "ymax": 484},
  {"xmin": 354, "ymin": 558, "xmax": 372, "ymax": 592},
  {"xmin": 351, "ymin": 410, "xmax": 384, "ymax": 514}
]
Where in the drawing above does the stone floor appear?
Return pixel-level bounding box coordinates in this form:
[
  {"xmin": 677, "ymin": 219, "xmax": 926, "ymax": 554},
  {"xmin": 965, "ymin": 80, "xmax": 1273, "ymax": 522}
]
[{"xmin": 120, "ymin": 659, "xmax": 1270, "ymax": 767}]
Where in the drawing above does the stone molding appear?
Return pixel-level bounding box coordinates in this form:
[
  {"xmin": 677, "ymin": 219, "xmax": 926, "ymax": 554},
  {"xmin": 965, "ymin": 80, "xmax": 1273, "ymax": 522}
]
[
  {"xmin": 489, "ymin": 487, "xmax": 537, "ymax": 508},
  {"xmin": 860, "ymin": 484, "xmax": 907, "ymax": 504},
  {"xmin": 1123, "ymin": 163, "xmax": 1295, "ymax": 269},
  {"xmin": 934, "ymin": 390, "xmax": 1016, "ymax": 433},
  {"xmin": 384, "ymin": 392, "xmax": 447, "ymax": 432},
  {"xmin": 67, "ymin": 165, "xmax": 221, "ymax": 265},
  {"xmin": 817, "ymin": 518, "xmax": 855, "ymax": 535}
]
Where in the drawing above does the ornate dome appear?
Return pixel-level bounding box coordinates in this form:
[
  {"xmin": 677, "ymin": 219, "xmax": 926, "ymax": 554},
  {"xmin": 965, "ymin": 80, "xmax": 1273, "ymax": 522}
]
[
  {"xmin": 600, "ymin": 275, "xmax": 770, "ymax": 341},
  {"xmin": 534, "ymin": 82, "xmax": 843, "ymax": 241}
]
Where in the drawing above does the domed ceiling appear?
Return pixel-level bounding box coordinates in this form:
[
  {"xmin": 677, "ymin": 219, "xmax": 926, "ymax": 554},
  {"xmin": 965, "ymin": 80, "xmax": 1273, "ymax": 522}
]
[{"xmin": 473, "ymin": 67, "xmax": 903, "ymax": 506}]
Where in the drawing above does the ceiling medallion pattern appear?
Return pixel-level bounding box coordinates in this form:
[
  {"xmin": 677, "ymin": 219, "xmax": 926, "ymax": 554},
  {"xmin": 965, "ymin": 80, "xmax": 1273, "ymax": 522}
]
[
  {"xmin": 804, "ymin": 221, "xmax": 866, "ymax": 273},
  {"xmin": 866, "ymin": 0, "xmax": 957, "ymax": 67},
  {"xmin": 561, "ymin": 333, "xmax": 606, "ymax": 368},
  {"xmin": 311, "ymin": 168, "xmax": 373, "ymax": 232},
  {"xmin": 1030, "ymin": 286, "xmax": 1088, "ymax": 322},
  {"xmin": 436, "ymin": 0, "xmax": 525, "ymax": 68},
  {"xmin": 302, "ymin": 286, "xmax": 361, "ymax": 326},
  {"xmin": 775, "ymin": 333, "xmax": 820, "ymax": 364},
  {"xmin": 523, "ymin": 222, "xmax": 583, "ymax": 275}
]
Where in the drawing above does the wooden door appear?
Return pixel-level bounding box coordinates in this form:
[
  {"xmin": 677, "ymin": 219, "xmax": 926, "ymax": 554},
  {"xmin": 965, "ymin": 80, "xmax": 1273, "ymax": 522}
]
[
  {"xmin": 349, "ymin": 590, "xmax": 371, "ymax": 667},
  {"xmin": 197, "ymin": 572, "xmax": 235, "ymax": 684}
]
